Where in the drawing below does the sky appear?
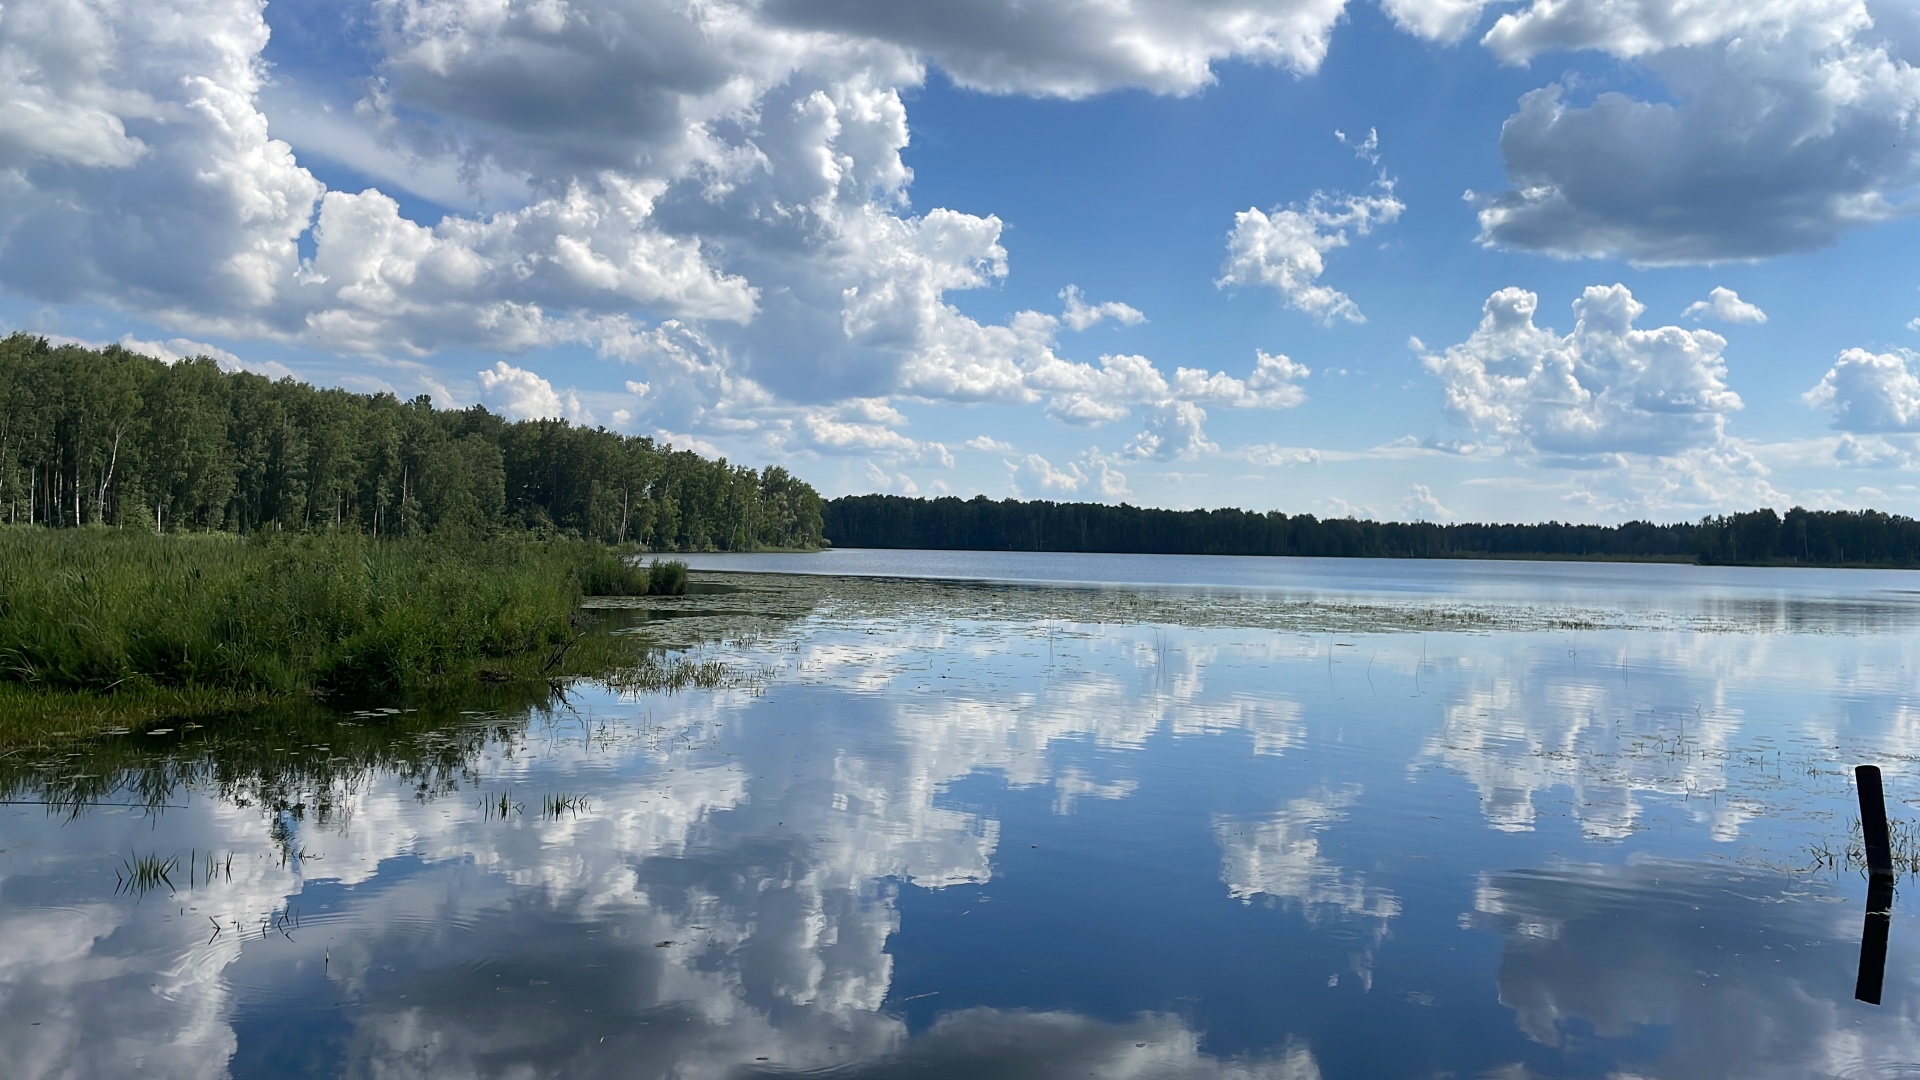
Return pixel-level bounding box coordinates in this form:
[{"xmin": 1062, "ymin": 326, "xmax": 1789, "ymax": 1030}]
[{"xmin": 2, "ymin": 0, "xmax": 1919, "ymax": 523}]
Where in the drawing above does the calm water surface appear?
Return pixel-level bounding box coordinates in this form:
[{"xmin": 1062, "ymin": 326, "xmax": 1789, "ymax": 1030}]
[
  {"xmin": 5, "ymin": 553, "xmax": 1920, "ymax": 1078},
  {"xmin": 681, "ymin": 546, "xmax": 1920, "ymax": 601}
]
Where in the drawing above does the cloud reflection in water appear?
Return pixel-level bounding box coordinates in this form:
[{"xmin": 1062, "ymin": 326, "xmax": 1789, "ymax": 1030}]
[{"xmin": 3, "ymin": 596, "xmax": 1919, "ymax": 1078}]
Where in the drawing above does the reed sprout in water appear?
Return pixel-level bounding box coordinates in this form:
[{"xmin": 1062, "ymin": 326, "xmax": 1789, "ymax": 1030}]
[
  {"xmin": 604, "ymin": 655, "xmax": 758, "ymax": 694},
  {"xmin": 116, "ymin": 851, "xmax": 178, "ymax": 896},
  {"xmin": 483, "ymin": 790, "xmax": 524, "ymax": 820},
  {"xmin": 1808, "ymin": 816, "xmax": 1920, "ymax": 876},
  {"xmin": 541, "ymin": 792, "xmax": 592, "ymax": 819}
]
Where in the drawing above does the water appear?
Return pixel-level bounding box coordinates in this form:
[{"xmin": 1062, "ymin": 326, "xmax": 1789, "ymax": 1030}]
[
  {"xmin": 680, "ymin": 546, "xmax": 1920, "ymax": 603},
  {"xmin": 681, "ymin": 547, "xmax": 1920, "ymax": 633},
  {"xmin": 4, "ymin": 554, "xmax": 1920, "ymax": 1078}
]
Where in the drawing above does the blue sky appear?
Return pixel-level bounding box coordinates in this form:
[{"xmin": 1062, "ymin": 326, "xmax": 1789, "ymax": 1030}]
[{"xmin": 3, "ymin": 0, "xmax": 1919, "ymax": 522}]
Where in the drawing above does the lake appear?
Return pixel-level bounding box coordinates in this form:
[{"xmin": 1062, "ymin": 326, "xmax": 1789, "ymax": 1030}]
[{"xmin": 4, "ymin": 552, "xmax": 1918, "ymax": 1078}]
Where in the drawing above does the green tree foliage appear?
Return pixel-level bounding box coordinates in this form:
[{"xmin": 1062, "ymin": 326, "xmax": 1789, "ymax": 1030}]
[
  {"xmin": 825, "ymin": 495, "xmax": 1920, "ymax": 568},
  {"xmin": 0, "ymin": 335, "xmax": 823, "ymax": 550}
]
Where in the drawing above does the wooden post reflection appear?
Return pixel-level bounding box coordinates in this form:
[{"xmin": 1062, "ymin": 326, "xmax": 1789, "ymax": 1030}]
[{"xmin": 1859, "ymin": 876, "xmax": 1894, "ymax": 1005}]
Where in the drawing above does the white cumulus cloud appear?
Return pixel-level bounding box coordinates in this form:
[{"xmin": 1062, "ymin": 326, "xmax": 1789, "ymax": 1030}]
[
  {"xmin": 1219, "ymin": 183, "xmax": 1402, "ymax": 324},
  {"xmin": 1004, "ymin": 448, "xmax": 1130, "ymax": 500},
  {"xmin": 1007, "ymin": 452, "xmax": 1089, "ymax": 496},
  {"xmin": 1422, "ymin": 284, "xmax": 1743, "ymax": 461},
  {"xmin": 1472, "ymin": 0, "xmax": 1920, "ymax": 262},
  {"xmin": 1173, "ymin": 351, "xmax": 1311, "ymax": 409},
  {"xmin": 1833, "ymin": 433, "xmax": 1920, "ymax": 469},
  {"xmin": 478, "ymin": 360, "xmax": 588, "ymax": 422},
  {"xmin": 1683, "ymin": 287, "xmax": 1768, "ymax": 325},
  {"xmin": 1378, "ymin": 0, "xmax": 1499, "ymax": 44},
  {"xmin": 1237, "ymin": 444, "xmax": 1323, "ymax": 467},
  {"xmin": 1126, "ymin": 400, "xmax": 1219, "ymax": 461},
  {"xmin": 1401, "ymin": 483, "xmax": 1453, "ymax": 521},
  {"xmin": 1059, "ymin": 285, "xmax": 1146, "ymax": 331},
  {"xmin": 1804, "ymin": 348, "xmax": 1920, "ymax": 432},
  {"xmin": 2, "ymin": 0, "xmax": 1346, "ymax": 459},
  {"xmin": 0, "ymin": 0, "xmax": 322, "ymax": 321},
  {"xmin": 759, "ymin": 0, "xmax": 1353, "ymax": 98},
  {"xmin": 964, "ymin": 435, "xmax": 1015, "ymax": 453}
]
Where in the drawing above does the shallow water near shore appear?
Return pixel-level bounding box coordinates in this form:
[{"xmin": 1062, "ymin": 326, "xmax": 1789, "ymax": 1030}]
[{"xmin": 5, "ymin": 556, "xmax": 1920, "ymax": 1078}]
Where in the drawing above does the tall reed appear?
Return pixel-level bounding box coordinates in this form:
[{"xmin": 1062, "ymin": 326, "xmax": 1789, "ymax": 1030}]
[{"xmin": 0, "ymin": 528, "xmax": 647, "ymax": 705}]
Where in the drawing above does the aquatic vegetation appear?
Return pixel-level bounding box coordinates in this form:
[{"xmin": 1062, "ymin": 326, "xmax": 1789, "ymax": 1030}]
[
  {"xmin": 115, "ymin": 851, "xmax": 177, "ymax": 896},
  {"xmin": 571, "ymin": 547, "xmax": 650, "ymax": 596},
  {"xmin": 0, "ymin": 529, "xmax": 685, "ymax": 743},
  {"xmin": 602, "ymin": 654, "xmax": 760, "ymax": 694},
  {"xmin": 647, "ymin": 559, "xmax": 690, "ymax": 596},
  {"xmin": 1808, "ymin": 816, "xmax": 1920, "ymax": 877},
  {"xmin": 595, "ymin": 570, "xmax": 1661, "ymax": 649},
  {"xmin": 483, "ymin": 790, "xmax": 524, "ymax": 820},
  {"xmin": 541, "ymin": 792, "xmax": 592, "ymax": 819},
  {"xmin": 570, "ymin": 551, "xmax": 690, "ymax": 598},
  {"xmin": 7, "ymin": 554, "xmax": 1920, "ymax": 1080}
]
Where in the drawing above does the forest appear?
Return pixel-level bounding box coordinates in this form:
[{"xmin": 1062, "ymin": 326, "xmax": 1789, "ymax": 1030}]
[
  {"xmin": 0, "ymin": 335, "xmax": 823, "ymax": 550},
  {"xmin": 16, "ymin": 331, "xmax": 1917, "ymax": 569},
  {"xmin": 825, "ymin": 495, "xmax": 1920, "ymax": 568}
]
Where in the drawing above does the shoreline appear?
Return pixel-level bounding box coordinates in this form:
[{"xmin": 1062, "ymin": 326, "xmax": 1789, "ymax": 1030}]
[{"xmin": 13, "ymin": 546, "xmax": 1918, "ymax": 751}]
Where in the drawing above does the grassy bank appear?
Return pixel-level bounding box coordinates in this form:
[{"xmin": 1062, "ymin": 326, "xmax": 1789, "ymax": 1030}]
[{"xmin": 0, "ymin": 528, "xmax": 687, "ymax": 746}]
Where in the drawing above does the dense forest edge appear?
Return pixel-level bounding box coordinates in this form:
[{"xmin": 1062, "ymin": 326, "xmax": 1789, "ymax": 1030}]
[
  {"xmin": 826, "ymin": 495, "xmax": 1920, "ymax": 568},
  {"xmin": 0, "ymin": 333, "xmax": 815, "ymax": 744},
  {"xmin": 0, "ymin": 334, "xmax": 823, "ymax": 550}
]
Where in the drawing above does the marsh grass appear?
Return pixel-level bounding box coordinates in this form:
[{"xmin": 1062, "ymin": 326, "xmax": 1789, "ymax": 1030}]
[
  {"xmin": 189, "ymin": 849, "xmax": 235, "ymax": 888},
  {"xmin": 0, "ymin": 682, "xmax": 272, "ymax": 749},
  {"xmin": 119, "ymin": 848, "xmax": 234, "ymax": 894},
  {"xmin": 603, "ymin": 654, "xmax": 760, "ymax": 694},
  {"xmin": 540, "ymin": 792, "xmax": 591, "ymax": 819},
  {"xmin": 647, "ymin": 559, "xmax": 689, "ymax": 596},
  {"xmin": 0, "ymin": 529, "xmax": 682, "ymax": 744},
  {"xmin": 116, "ymin": 851, "xmax": 178, "ymax": 896},
  {"xmin": 1808, "ymin": 816, "xmax": 1920, "ymax": 877},
  {"xmin": 483, "ymin": 789, "xmax": 524, "ymax": 820},
  {"xmin": 570, "ymin": 549, "xmax": 689, "ymax": 597}
]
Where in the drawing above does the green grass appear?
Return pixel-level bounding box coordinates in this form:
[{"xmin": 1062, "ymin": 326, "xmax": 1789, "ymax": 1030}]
[{"xmin": 0, "ymin": 528, "xmax": 685, "ymax": 746}]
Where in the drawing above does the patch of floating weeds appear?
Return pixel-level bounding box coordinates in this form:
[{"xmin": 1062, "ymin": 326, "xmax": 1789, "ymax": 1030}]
[{"xmin": 596, "ymin": 570, "xmax": 1773, "ymax": 653}]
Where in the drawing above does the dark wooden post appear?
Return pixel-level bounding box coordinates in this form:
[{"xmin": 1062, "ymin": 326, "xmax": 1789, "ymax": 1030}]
[
  {"xmin": 1856, "ymin": 765, "xmax": 1896, "ymax": 1005},
  {"xmin": 1859, "ymin": 765, "xmax": 1894, "ymax": 877}
]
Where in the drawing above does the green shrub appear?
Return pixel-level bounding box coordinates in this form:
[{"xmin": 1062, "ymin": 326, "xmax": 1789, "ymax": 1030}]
[
  {"xmin": 647, "ymin": 559, "xmax": 689, "ymax": 596},
  {"xmin": 572, "ymin": 545, "xmax": 651, "ymax": 597}
]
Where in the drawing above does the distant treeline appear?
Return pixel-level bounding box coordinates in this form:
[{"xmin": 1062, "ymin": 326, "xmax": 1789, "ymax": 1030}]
[
  {"xmin": 826, "ymin": 495, "xmax": 1920, "ymax": 568},
  {"xmin": 0, "ymin": 335, "xmax": 822, "ymax": 549}
]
